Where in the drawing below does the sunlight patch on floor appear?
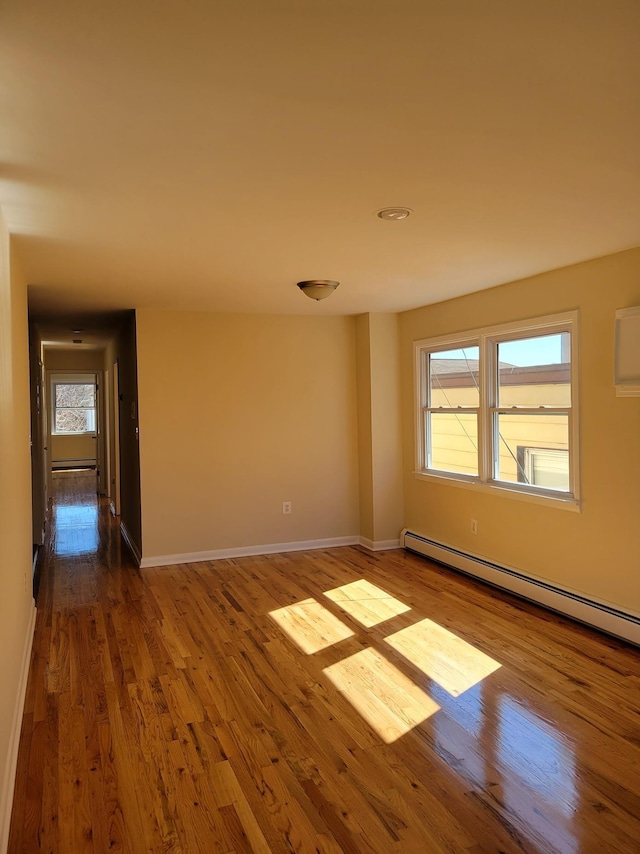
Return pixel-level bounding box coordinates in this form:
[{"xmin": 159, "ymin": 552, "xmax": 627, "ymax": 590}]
[
  {"xmin": 385, "ymin": 618, "xmax": 501, "ymax": 697},
  {"xmin": 269, "ymin": 598, "xmax": 354, "ymax": 654},
  {"xmin": 323, "ymin": 648, "xmax": 440, "ymax": 743},
  {"xmin": 269, "ymin": 588, "xmax": 502, "ymax": 743},
  {"xmin": 323, "ymin": 579, "xmax": 411, "ymax": 627}
]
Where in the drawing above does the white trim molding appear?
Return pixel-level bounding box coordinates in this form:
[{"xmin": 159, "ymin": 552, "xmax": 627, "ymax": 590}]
[
  {"xmin": 0, "ymin": 601, "xmax": 36, "ymax": 853},
  {"xmin": 120, "ymin": 521, "xmax": 142, "ymax": 567},
  {"xmin": 359, "ymin": 537, "xmax": 401, "ymax": 552},
  {"xmin": 402, "ymin": 529, "xmax": 640, "ymax": 646},
  {"xmin": 140, "ymin": 536, "xmax": 360, "ymax": 568}
]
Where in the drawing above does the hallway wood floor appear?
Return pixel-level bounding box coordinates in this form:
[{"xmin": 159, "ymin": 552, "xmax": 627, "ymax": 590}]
[{"xmin": 9, "ymin": 472, "xmax": 640, "ymax": 853}]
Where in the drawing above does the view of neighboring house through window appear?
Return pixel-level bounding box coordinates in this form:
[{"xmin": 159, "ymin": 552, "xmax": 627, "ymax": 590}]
[
  {"xmin": 53, "ymin": 380, "xmax": 96, "ymax": 434},
  {"xmin": 428, "ymin": 346, "xmax": 480, "ymax": 476},
  {"xmin": 416, "ymin": 312, "xmax": 578, "ymax": 503},
  {"xmin": 495, "ymin": 333, "xmax": 571, "ymax": 491}
]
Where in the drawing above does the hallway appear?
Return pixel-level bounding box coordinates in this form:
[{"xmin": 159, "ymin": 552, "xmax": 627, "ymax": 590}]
[{"xmin": 8, "ymin": 473, "xmax": 640, "ymax": 852}]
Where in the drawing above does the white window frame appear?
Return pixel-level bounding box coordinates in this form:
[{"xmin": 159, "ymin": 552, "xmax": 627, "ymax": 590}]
[
  {"xmin": 414, "ymin": 311, "xmax": 580, "ymax": 510},
  {"xmin": 50, "ymin": 373, "xmax": 97, "ymax": 436}
]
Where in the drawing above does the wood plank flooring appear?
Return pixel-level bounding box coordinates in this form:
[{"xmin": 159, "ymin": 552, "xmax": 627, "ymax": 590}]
[{"xmin": 9, "ymin": 471, "xmax": 640, "ymax": 852}]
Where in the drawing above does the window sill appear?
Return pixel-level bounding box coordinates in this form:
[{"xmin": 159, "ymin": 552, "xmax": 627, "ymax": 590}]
[{"xmin": 412, "ymin": 470, "xmax": 581, "ymax": 512}]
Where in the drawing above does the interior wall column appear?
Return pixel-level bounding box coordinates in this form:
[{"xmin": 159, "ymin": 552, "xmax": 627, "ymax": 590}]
[{"xmin": 355, "ymin": 313, "xmax": 404, "ymax": 548}]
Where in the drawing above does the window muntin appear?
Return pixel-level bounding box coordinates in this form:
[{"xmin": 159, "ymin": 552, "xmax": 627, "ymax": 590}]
[
  {"xmin": 415, "ymin": 314, "xmax": 578, "ymax": 503},
  {"xmin": 52, "ymin": 381, "xmax": 96, "ymax": 434}
]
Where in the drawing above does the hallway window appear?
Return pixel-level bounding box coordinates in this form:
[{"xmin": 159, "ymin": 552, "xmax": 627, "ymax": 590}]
[{"xmin": 52, "ymin": 380, "xmax": 96, "ymax": 434}]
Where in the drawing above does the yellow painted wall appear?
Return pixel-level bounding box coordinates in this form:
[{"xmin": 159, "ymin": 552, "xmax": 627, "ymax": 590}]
[
  {"xmin": 50, "ymin": 433, "xmax": 96, "ymax": 464},
  {"xmin": 0, "ymin": 215, "xmax": 35, "ymax": 838},
  {"xmin": 355, "ymin": 315, "xmax": 375, "ymax": 542},
  {"xmin": 136, "ymin": 311, "xmax": 359, "ymax": 559},
  {"xmin": 400, "ymin": 248, "xmax": 640, "ymax": 614},
  {"xmin": 368, "ymin": 313, "xmax": 404, "ymax": 542},
  {"xmin": 44, "ymin": 349, "xmax": 104, "ymax": 372},
  {"xmin": 355, "ymin": 314, "xmax": 404, "ymax": 544}
]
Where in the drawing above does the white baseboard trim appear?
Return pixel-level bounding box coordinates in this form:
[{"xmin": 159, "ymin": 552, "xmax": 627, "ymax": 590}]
[
  {"xmin": 120, "ymin": 521, "xmax": 142, "ymax": 567},
  {"xmin": 140, "ymin": 535, "xmax": 360, "ymax": 568},
  {"xmin": 402, "ymin": 529, "xmax": 640, "ymax": 646},
  {"xmin": 0, "ymin": 600, "xmax": 36, "ymax": 853},
  {"xmin": 359, "ymin": 537, "xmax": 401, "ymax": 552}
]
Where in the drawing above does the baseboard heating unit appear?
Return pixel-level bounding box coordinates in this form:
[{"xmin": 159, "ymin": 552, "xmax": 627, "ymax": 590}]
[
  {"xmin": 52, "ymin": 459, "xmax": 97, "ymax": 470},
  {"xmin": 402, "ymin": 529, "xmax": 640, "ymax": 647}
]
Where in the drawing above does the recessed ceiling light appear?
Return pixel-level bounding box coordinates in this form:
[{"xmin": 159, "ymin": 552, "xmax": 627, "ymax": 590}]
[
  {"xmin": 376, "ymin": 207, "xmax": 413, "ymax": 221},
  {"xmin": 71, "ymin": 328, "xmax": 83, "ymax": 334},
  {"xmin": 73, "ymin": 339, "xmax": 82, "ymax": 344}
]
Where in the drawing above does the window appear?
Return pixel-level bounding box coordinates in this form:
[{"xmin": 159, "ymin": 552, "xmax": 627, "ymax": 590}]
[
  {"xmin": 415, "ymin": 312, "xmax": 579, "ymax": 505},
  {"xmin": 51, "ymin": 376, "xmax": 97, "ymax": 434},
  {"xmin": 518, "ymin": 447, "xmax": 570, "ymax": 491}
]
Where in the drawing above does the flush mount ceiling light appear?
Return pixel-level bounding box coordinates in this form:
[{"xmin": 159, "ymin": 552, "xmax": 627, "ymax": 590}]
[
  {"xmin": 376, "ymin": 207, "xmax": 413, "ymax": 221},
  {"xmin": 297, "ymin": 279, "xmax": 340, "ymax": 301}
]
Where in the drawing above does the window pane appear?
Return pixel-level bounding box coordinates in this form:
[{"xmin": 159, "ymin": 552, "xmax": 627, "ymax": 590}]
[
  {"xmin": 498, "ymin": 334, "xmax": 571, "ymax": 408},
  {"xmin": 55, "ymin": 408, "xmax": 95, "ymax": 433},
  {"xmin": 429, "ymin": 347, "xmax": 479, "ymax": 408},
  {"xmin": 495, "ymin": 413, "xmax": 569, "ymax": 491},
  {"xmin": 55, "ymin": 383, "xmax": 95, "ymax": 408},
  {"xmin": 428, "ymin": 412, "xmax": 478, "ymax": 476}
]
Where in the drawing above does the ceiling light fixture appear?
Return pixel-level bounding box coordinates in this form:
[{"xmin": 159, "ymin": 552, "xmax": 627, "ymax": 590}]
[
  {"xmin": 297, "ymin": 279, "xmax": 340, "ymax": 301},
  {"xmin": 376, "ymin": 207, "xmax": 413, "ymax": 221}
]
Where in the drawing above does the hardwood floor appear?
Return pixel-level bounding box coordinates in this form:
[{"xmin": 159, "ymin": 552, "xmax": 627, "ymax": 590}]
[{"xmin": 9, "ymin": 472, "xmax": 640, "ymax": 852}]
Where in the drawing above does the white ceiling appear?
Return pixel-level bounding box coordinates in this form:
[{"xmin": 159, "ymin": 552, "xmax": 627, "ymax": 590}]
[{"xmin": 1, "ymin": 0, "xmax": 639, "ymax": 319}]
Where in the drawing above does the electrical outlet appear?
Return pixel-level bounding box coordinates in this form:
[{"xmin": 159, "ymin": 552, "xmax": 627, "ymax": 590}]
[
  {"xmin": 471, "ymin": 519, "xmax": 478, "ymax": 535},
  {"xmin": 282, "ymin": 501, "xmax": 292, "ymax": 515}
]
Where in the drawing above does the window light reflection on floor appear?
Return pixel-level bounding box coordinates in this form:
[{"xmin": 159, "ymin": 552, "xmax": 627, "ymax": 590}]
[
  {"xmin": 54, "ymin": 504, "xmax": 99, "ymax": 556},
  {"xmin": 269, "ymin": 590, "xmax": 502, "ymax": 744},
  {"xmin": 385, "ymin": 618, "xmax": 501, "ymax": 697},
  {"xmin": 498, "ymin": 696, "xmax": 577, "ymax": 819},
  {"xmin": 323, "ymin": 579, "xmax": 411, "ymax": 627},
  {"xmin": 269, "ymin": 598, "xmax": 354, "ymax": 654},
  {"xmin": 323, "ymin": 648, "xmax": 440, "ymax": 743}
]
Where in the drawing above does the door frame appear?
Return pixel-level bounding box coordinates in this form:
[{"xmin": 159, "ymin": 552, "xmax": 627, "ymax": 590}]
[
  {"xmin": 111, "ymin": 360, "xmax": 121, "ymax": 516},
  {"xmin": 47, "ymin": 371, "xmax": 99, "ymax": 472}
]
